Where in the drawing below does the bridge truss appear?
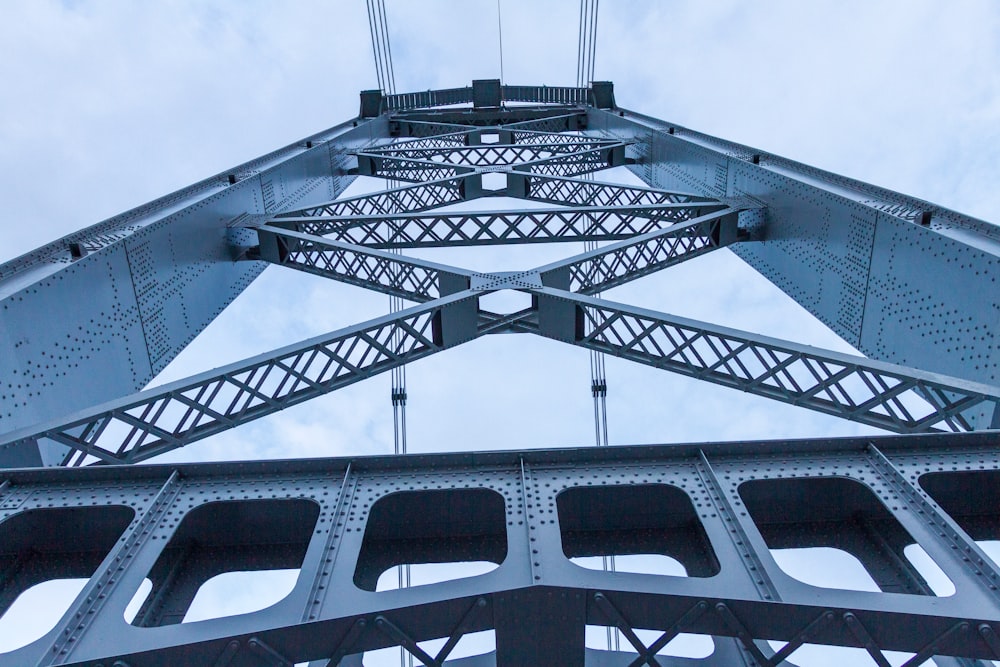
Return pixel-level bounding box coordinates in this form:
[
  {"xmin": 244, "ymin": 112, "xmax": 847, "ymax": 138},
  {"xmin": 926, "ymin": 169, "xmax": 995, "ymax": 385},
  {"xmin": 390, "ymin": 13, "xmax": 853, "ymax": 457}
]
[{"xmin": 0, "ymin": 80, "xmax": 999, "ymax": 666}]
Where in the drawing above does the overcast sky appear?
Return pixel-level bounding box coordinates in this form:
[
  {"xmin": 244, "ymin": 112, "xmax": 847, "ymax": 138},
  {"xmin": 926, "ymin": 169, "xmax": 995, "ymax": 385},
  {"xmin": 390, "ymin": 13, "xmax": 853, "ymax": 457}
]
[{"xmin": 1, "ymin": 1, "xmax": 999, "ymax": 665}]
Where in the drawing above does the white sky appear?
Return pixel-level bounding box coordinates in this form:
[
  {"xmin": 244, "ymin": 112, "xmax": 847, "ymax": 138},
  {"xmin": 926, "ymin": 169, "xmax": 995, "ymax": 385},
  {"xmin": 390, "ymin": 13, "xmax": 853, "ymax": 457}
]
[{"xmin": 1, "ymin": 2, "xmax": 999, "ymax": 665}]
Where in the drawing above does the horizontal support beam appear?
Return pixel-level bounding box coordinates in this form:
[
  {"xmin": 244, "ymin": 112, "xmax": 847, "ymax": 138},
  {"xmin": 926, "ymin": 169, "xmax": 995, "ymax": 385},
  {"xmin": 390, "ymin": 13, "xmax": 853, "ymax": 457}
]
[
  {"xmin": 278, "ymin": 175, "xmax": 468, "ymax": 217},
  {"xmin": 0, "ymin": 292, "xmax": 483, "ymax": 466},
  {"xmin": 536, "ymin": 209, "xmax": 741, "ymax": 294},
  {"xmin": 521, "ymin": 172, "xmax": 718, "ymax": 207},
  {"xmin": 270, "ymin": 173, "xmax": 709, "ymax": 224},
  {"xmin": 529, "ymin": 288, "xmax": 1000, "ymax": 433},
  {"xmin": 6, "ymin": 432, "xmax": 1000, "ymax": 665},
  {"xmin": 499, "ymin": 111, "xmax": 587, "ymax": 133},
  {"xmin": 360, "ymin": 140, "xmax": 619, "ymax": 162},
  {"xmin": 391, "ymin": 105, "xmax": 586, "ymax": 130},
  {"xmin": 270, "ymin": 203, "xmax": 728, "ymax": 249},
  {"xmin": 389, "ymin": 118, "xmax": 476, "ymax": 138},
  {"xmin": 359, "ymin": 143, "xmax": 628, "ymax": 182},
  {"xmin": 370, "ymin": 129, "xmax": 472, "ymax": 150},
  {"xmin": 255, "ymin": 225, "xmax": 473, "ymax": 301},
  {"xmin": 354, "ymin": 154, "xmax": 473, "ymax": 182}
]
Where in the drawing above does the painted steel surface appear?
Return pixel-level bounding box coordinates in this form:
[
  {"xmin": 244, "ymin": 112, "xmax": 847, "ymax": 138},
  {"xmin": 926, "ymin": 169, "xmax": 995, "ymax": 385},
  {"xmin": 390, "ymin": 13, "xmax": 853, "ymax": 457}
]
[
  {"xmin": 1, "ymin": 81, "xmax": 999, "ymax": 666},
  {"xmin": 0, "ymin": 434, "xmax": 997, "ymax": 665}
]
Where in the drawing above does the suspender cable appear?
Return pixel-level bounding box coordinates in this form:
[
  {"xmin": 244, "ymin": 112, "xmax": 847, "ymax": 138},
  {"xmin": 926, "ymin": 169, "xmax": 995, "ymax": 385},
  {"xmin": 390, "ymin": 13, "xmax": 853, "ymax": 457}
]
[
  {"xmin": 582, "ymin": 171, "xmax": 617, "ymax": 652},
  {"xmin": 588, "ymin": 0, "xmax": 599, "ymax": 84},
  {"xmin": 496, "ymin": 0, "xmax": 505, "ymax": 84},
  {"xmin": 377, "ymin": 0, "xmax": 396, "ymax": 94},
  {"xmin": 365, "ymin": 0, "xmax": 384, "ymax": 92},
  {"xmin": 575, "ymin": 0, "xmax": 586, "ymax": 87},
  {"xmin": 387, "ymin": 176, "xmax": 410, "ymax": 667},
  {"xmin": 366, "ymin": 0, "xmax": 396, "ymax": 94},
  {"xmin": 576, "ymin": 0, "xmax": 599, "ymax": 87}
]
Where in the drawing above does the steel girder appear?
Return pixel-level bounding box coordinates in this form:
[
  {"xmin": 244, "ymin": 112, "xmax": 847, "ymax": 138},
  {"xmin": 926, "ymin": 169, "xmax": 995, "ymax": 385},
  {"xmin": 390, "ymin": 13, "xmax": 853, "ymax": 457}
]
[
  {"xmin": 531, "ymin": 288, "xmax": 1000, "ymax": 433},
  {"xmin": 584, "ymin": 105, "xmax": 1000, "ymax": 410},
  {"xmin": 1, "ymin": 434, "xmax": 1000, "ymax": 666},
  {"xmin": 2, "ymin": 79, "xmax": 1000, "ymax": 667},
  {"xmin": 269, "ymin": 203, "xmax": 727, "ymax": 249},
  {"xmin": 0, "ymin": 293, "xmax": 482, "ymax": 467}
]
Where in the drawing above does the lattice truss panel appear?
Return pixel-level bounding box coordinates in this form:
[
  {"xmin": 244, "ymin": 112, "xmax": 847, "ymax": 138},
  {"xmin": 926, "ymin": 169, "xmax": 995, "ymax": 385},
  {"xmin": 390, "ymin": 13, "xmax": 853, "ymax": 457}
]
[
  {"xmin": 2, "ymin": 81, "xmax": 1000, "ymax": 666},
  {"xmin": 3, "ymin": 94, "xmax": 999, "ymax": 468}
]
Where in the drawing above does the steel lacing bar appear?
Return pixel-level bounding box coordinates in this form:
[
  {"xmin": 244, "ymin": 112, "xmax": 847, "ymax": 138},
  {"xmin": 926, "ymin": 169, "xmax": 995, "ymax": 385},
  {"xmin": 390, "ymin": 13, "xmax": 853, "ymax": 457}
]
[
  {"xmin": 535, "ymin": 209, "xmax": 738, "ymax": 293},
  {"xmin": 166, "ymin": 390, "xmax": 237, "ymax": 434},
  {"xmin": 257, "ymin": 225, "xmax": 473, "ymax": 302},
  {"xmin": 522, "ymin": 172, "xmax": 716, "ymax": 207},
  {"xmin": 274, "ymin": 203, "xmax": 717, "ymax": 249},
  {"xmin": 123, "ymin": 315, "xmax": 436, "ymax": 463},
  {"xmin": 0, "ymin": 292, "xmax": 487, "ymax": 465},
  {"xmin": 515, "ymin": 146, "xmax": 616, "ymax": 178},
  {"xmin": 173, "ymin": 379, "xmax": 227, "ymax": 434},
  {"xmin": 362, "ymin": 139, "xmax": 618, "ymax": 161},
  {"xmin": 373, "ymin": 616, "xmax": 437, "ymax": 666},
  {"xmin": 361, "ymin": 142, "xmax": 627, "ymax": 181},
  {"xmin": 357, "ymin": 154, "xmax": 473, "ymax": 182},
  {"xmin": 60, "ymin": 415, "xmax": 113, "ymax": 466},
  {"xmin": 529, "ymin": 288, "xmax": 1000, "ymax": 434},
  {"xmin": 369, "ymin": 129, "xmax": 474, "ymax": 151},
  {"xmin": 277, "ymin": 174, "xmax": 467, "ymax": 218}
]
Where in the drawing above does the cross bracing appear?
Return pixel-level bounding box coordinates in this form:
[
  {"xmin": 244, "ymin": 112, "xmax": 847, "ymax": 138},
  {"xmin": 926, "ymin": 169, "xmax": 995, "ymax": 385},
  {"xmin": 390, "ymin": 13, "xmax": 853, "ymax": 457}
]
[
  {"xmin": 270, "ymin": 203, "xmax": 726, "ymax": 249},
  {"xmin": 1, "ymin": 80, "xmax": 1000, "ymax": 665}
]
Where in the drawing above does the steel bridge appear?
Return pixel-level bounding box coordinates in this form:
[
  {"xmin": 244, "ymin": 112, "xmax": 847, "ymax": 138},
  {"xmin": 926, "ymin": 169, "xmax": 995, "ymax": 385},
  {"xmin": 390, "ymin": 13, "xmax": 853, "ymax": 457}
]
[{"xmin": 0, "ymin": 80, "xmax": 999, "ymax": 666}]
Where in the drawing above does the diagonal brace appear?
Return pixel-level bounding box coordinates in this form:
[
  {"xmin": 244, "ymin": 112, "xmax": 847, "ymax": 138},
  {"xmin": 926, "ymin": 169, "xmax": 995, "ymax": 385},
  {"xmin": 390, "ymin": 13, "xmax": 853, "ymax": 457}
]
[
  {"xmin": 528, "ymin": 288, "xmax": 1000, "ymax": 434},
  {"xmin": 535, "ymin": 208, "xmax": 741, "ymax": 293},
  {"xmin": 269, "ymin": 203, "xmax": 728, "ymax": 249},
  {"xmin": 0, "ymin": 291, "xmax": 487, "ymax": 466},
  {"xmin": 255, "ymin": 225, "xmax": 474, "ymax": 301}
]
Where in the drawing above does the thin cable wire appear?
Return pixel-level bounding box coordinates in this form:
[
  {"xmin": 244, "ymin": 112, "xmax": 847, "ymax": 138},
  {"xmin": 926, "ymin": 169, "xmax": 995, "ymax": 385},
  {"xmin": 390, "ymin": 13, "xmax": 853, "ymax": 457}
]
[
  {"xmin": 582, "ymin": 168, "xmax": 617, "ymax": 652},
  {"xmin": 377, "ymin": 0, "xmax": 396, "ymax": 94},
  {"xmin": 496, "ymin": 0, "xmax": 505, "ymax": 84},
  {"xmin": 584, "ymin": 0, "xmax": 600, "ymax": 85},
  {"xmin": 386, "ymin": 171, "xmax": 410, "ymax": 667},
  {"xmin": 365, "ymin": 0, "xmax": 385, "ymax": 92},
  {"xmin": 576, "ymin": 0, "xmax": 599, "ymax": 87},
  {"xmin": 576, "ymin": 0, "xmax": 586, "ymax": 87},
  {"xmin": 366, "ymin": 0, "xmax": 396, "ymax": 94}
]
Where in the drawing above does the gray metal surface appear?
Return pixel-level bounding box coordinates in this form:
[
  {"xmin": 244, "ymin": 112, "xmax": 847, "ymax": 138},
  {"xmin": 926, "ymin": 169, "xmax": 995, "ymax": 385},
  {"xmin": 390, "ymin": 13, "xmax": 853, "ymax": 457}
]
[
  {"xmin": 0, "ymin": 115, "xmax": 386, "ymax": 464},
  {"xmin": 0, "ymin": 434, "xmax": 999, "ymax": 665},
  {"xmin": 586, "ymin": 107, "xmax": 1000, "ymax": 405},
  {"xmin": 2, "ymin": 80, "xmax": 1000, "ymax": 666}
]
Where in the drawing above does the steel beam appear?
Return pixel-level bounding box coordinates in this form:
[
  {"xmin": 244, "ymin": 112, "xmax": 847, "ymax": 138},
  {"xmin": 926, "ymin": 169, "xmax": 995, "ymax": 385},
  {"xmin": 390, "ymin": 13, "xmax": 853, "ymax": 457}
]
[
  {"xmin": 361, "ymin": 143, "xmax": 628, "ymax": 182},
  {"xmin": 255, "ymin": 225, "xmax": 473, "ymax": 301},
  {"xmin": 3, "ymin": 79, "xmax": 1000, "ymax": 667},
  {"xmin": 529, "ymin": 288, "xmax": 1000, "ymax": 433},
  {"xmin": 0, "ymin": 292, "xmax": 482, "ymax": 466},
  {"xmin": 587, "ymin": 106, "xmax": 1000, "ymax": 407},
  {"xmin": 535, "ymin": 209, "xmax": 740, "ymax": 294},
  {"xmin": 279, "ymin": 175, "xmax": 469, "ymax": 218},
  {"xmin": 271, "ymin": 203, "xmax": 726, "ymax": 249},
  {"xmin": 519, "ymin": 173, "xmax": 717, "ymax": 207},
  {"xmin": 360, "ymin": 140, "xmax": 620, "ymax": 163},
  {"xmin": 1, "ymin": 433, "xmax": 1000, "ymax": 665},
  {"xmin": 0, "ymin": 113, "xmax": 382, "ymax": 460}
]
